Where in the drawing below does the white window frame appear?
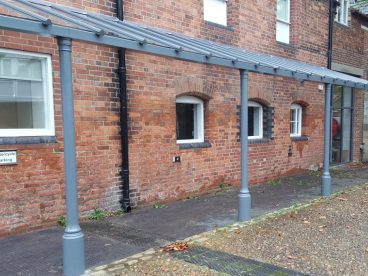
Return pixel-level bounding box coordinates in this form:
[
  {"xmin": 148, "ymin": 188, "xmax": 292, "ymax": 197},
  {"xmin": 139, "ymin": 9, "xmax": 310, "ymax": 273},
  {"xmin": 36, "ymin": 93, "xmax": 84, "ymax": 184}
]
[
  {"xmin": 0, "ymin": 48, "xmax": 55, "ymax": 137},
  {"xmin": 335, "ymin": 0, "xmax": 350, "ymax": 26},
  {"xmin": 248, "ymin": 101, "xmax": 263, "ymax": 140},
  {"xmin": 276, "ymin": 0, "xmax": 290, "ymax": 44},
  {"xmin": 290, "ymin": 104, "xmax": 302, "ymax": 137},
  {"xmin": 176, "ymin": 96, "xmax": 204, "ymax": 144},
  {"xmin": 203, "ymin": 0, "xmax": 227, "ymax": 26}
]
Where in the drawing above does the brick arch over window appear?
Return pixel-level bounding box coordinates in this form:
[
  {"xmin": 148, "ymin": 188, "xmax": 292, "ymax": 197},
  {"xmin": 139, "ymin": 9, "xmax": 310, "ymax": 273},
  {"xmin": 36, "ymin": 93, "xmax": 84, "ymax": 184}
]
[
  {"xmin": 248, "ymin": 97, "xmax": 271, "ymax": 107},
  {"xmin": 174, "ymin": 76, "xmax": 215, "ymax": 100},
  {"xmin": 290, "ymin": 100, "xmax": 309, "ymax": 108},
  {"xmin": 248, "ymin": 89, "xmax": 272, "ymax": 106},
  {"xmin": 291, "ymin": 92, "xmax": 310, "ymax": 106}
]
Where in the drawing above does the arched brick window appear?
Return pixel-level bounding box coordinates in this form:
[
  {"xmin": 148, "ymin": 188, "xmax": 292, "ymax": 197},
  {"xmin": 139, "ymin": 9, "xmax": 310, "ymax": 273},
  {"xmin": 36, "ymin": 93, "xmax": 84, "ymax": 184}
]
[
  {"xmin": 176, "ymin": 96, "xmax": 204, "ymax": 144},
  {"xmin": 290, "ymin": 103, "xmax": 302, "ymax": 137}
]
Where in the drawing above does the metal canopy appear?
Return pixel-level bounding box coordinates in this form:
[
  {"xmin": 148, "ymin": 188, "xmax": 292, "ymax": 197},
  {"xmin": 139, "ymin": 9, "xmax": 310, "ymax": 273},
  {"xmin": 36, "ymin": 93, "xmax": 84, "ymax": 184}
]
[{"xmin": 0, "ymin": 0, "xmax": 367, "ymax": 89}]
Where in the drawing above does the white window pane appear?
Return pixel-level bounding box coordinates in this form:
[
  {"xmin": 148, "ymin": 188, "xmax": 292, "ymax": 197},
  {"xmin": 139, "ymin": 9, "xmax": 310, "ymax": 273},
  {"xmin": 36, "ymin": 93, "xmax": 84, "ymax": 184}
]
[
  {"xmin": 248, "ymin": 104, "xmax": 262, "ymax": 138},
  {"xmin": 0, "ymin": 57, "xmax": 42, "ymax": 81},
  {"xmin": 0, "ymin": 79, "xmax": 15, "ymax": 99},
  {"xmin": 276, "ymin": 21, "xmax": 290, "ymax": 44},
  {"xmin": 290, "ymin": 105, "xmax": 302, "ymax": 136},
  {"xmin": 253, "ymin": 106, "xmax": 260, "ymax": 136},
  {"xmin": 277, "ymin": 0, "xmax": 289, "ymax": 21},
  {"xmin": 193, "ymin": 104, "xmax": 198, "ymax": 139},
  {"xmin": 290, "ymin": 121, "xmax": 295, "ymax": 134},
  {"xmin": 0, "ymin": 80, "xmax": 46, "ymax": 129},
  {"xmin": 204, "ymin": 0, "xmax": 227, "ymax": 26},
  {"xmin": 290, "ymin": 109, "xmax": 296, "ymax": 122},
  {"xmin": 0, "ymin": 50, "xmax": 54, "ymax": 136},
  {"xmin": 335, "ymin": 0, "xmax": 349, "ymax": 25}
]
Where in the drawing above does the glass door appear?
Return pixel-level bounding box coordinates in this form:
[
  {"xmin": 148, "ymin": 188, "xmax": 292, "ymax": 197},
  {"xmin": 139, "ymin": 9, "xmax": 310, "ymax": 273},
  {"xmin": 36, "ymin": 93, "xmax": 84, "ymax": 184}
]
[{"xmin": 331, "ymin": 86, "xmax": 353, "ymax": 164}]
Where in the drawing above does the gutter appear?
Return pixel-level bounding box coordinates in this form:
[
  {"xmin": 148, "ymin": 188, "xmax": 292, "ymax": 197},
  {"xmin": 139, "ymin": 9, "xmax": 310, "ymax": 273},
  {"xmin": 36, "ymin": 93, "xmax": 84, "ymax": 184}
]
[{"xmin": 116, "ymin": 0, "xmax": 131, "ymax": 212}]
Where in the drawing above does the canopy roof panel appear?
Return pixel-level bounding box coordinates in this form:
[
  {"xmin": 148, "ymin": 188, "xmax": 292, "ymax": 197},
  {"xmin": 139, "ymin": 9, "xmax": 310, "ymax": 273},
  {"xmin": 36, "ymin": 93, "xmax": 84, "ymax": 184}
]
[
  {"xmin": 1, "ymin": 0, "xmax": 367, "ymax": 89},
  {"xmin": 352, "ymin": 0, "xmax": 368, "ymax": 16}
]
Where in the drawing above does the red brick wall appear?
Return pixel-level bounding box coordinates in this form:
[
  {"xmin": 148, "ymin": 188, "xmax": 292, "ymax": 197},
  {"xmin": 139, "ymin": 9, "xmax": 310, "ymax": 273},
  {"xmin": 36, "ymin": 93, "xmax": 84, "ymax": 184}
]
[
  {"xmin": 333, "ymin": 14, "xmax": 367, "ymax": 69},
  {"xmin": 0, "ymin": 0, "xmax": 122, "ymax": 235},
  {"xmin": 123, "ymin": 0, "xmax": 329, "ymax": 205}
]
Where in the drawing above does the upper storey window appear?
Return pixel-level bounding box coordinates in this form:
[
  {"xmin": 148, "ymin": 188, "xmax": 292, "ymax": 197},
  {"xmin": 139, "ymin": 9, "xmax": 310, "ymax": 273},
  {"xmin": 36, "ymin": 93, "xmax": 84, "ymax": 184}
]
[
  {"xmin": 203, "ymin": 0, "xmax": 227, "ymax": 26},
  {"xmin": 335, "ymin": 0, "xmax": 349, "ymax": 25},
  {"xmin": 276, "ymin": 0, "xmax": 290, "ymax": 44}
]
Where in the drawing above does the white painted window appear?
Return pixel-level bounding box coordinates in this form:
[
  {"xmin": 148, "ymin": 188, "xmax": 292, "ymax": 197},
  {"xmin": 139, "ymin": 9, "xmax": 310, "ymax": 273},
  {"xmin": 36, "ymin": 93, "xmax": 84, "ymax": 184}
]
[
  {"xmin": 276, "ymin": 0, "xmax": 290, "ymax": 44},
  {"xmin": 248, "ymin": 101, "xmax": 263, "ymax": 140},
  {"xmin": 176, "ymin": 96, "xmax": 204, "ymax": 144},
  {"xmin": 203, "ymin": 0, "xmax": 227, "ymax": 26},
  {"xmin": 290, "ymin": 104, "xmax": 302, "ymax": 137},
  {"xmin": 335, "ymin": 0, "xmax": 350, "ymax": 25},
  {"xmin": 0, "ymin": 49, "xmax": 54, "ymax": 137}
]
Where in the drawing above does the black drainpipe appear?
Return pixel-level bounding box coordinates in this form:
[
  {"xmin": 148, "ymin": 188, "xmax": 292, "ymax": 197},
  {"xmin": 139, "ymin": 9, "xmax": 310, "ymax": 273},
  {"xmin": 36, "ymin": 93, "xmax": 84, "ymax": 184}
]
[
  {"xmin": 327, "ymin": 0, "xmax": 339, "ymax": 69},
  {"xmin": 116, "ymin": 0, "xmax": 131, "ymax": 212}
]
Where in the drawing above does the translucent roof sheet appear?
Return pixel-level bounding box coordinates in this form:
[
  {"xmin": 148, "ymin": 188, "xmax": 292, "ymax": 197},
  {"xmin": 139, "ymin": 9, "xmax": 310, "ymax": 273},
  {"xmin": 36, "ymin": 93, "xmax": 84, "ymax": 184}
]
[{"xmin": 1, "ymin": 0, "xmax": 367, "ymax": 89}]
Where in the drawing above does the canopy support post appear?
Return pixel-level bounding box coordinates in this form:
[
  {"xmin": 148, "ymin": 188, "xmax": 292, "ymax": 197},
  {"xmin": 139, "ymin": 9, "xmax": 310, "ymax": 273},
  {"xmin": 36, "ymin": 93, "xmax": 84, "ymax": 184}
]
[
  {"xmin": 322, "ymin": 83, "xmax": 332, "ymax": 196},
  {"xmin": 58, "ymin": 36, "xmax": 85, "ymax": 276},
  {"xmin": 238, "ymin": 69, "xmax": 252, "ymax": 221}
]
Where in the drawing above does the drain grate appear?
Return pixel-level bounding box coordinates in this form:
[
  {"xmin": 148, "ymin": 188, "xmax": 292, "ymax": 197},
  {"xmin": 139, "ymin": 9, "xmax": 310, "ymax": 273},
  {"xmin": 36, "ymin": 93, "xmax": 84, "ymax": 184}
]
[{"xmin": 173, "ymin": 246, "xmax": 308, "ymax": 276}]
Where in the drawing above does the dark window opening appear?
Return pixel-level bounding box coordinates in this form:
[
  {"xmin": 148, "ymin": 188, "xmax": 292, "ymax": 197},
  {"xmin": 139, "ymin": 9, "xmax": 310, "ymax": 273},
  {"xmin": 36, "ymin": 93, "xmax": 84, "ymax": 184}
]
[
  {"xmin": 176, "ymin": 103, "xmax": 194, "ymax": 140},
  {"xmin": 248, "ymin": 106, "xmax": 255, "ymax": 136}
]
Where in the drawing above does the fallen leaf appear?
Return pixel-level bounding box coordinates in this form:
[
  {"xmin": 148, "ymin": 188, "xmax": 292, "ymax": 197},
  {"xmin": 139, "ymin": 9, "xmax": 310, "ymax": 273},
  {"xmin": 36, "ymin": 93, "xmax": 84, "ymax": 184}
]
[
  {"xmin": 162, "ymin": 241, "xmax": 189, "ymax": 252},
  {"xmin": 336, "ymin": 197, "xmax": 348, "ymax": 201},
  {"xmin": 235, "ymin": 229, "xmax": 241, "ymax": 234}
]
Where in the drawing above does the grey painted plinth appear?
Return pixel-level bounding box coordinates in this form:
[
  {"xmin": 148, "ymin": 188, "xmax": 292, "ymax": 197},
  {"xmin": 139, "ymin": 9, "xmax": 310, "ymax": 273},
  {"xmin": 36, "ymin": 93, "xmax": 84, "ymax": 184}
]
[
  {"xmin": 238, "ymin": 192, "xmax": 251, "ymax": 221},
  {"xmin": 63, "ymin": 232, "xmax": 85, "ymax": 276},
  {"xmin": 321, "ymin": 172, "xmax": 331, "ymax": 196}
]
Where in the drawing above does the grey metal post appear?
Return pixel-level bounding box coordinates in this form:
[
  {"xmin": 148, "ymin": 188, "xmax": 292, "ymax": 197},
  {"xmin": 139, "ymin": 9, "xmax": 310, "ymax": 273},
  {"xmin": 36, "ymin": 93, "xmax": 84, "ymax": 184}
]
[
  {"xmin": 238, "ymin": 69, "xmax": 252, "ymax": 221},
  {"xmin": 321, "ymin": 83, "xmax": 332, "ymax": 196},
  {"xmin": 58, "ymin": 37, "xmax": 85, "ymax": 276}
]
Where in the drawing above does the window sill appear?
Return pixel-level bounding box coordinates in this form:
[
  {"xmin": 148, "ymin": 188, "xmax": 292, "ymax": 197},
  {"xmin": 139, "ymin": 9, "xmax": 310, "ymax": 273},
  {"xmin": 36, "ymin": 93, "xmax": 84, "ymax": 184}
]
[
  {"xmin": 204, "ymin": 21, "xmax": 233, "ymax": 31},
  {"xmin": 276, "ymin": 41, "xmax": 295, "ymax": 48},
  {"xmin": 334, "ymin": 21, "xmax": 349, "ymax": 29},
  {"xmin": 0, "ymin": 136, "xmax": 56, "ymax": 145},
  {"xmin": 291, "ymin": 135, "xmax": 309, "ymax": 142},
  {"xmin": 178, "ymin": 141, "xmax": 211, "ymax": 150},
  {"xmin": 248, "ymin": 138, "xmax": 271, "ymax": 144}
]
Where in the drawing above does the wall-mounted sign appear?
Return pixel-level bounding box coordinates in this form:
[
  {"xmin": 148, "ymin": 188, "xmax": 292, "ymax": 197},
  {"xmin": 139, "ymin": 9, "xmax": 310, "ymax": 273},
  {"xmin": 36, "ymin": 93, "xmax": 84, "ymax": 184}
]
[{"xmin": 0, "ymin": 151, "xmax": 17, "ymax": 165}]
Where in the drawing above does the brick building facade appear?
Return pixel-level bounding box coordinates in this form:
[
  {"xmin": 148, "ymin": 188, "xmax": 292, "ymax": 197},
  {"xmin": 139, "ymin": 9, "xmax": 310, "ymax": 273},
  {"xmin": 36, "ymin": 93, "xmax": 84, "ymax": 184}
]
[{"xmin": 0, "ymin": 0, "xmax": 367, "ymax": 236}]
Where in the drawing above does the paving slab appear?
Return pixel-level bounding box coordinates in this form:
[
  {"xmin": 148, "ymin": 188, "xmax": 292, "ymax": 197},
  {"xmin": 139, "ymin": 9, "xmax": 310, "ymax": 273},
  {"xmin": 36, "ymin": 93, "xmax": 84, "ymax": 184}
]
[{"xmin": 0, "ymin": 165, "xmax": 367, "ymax": 275}]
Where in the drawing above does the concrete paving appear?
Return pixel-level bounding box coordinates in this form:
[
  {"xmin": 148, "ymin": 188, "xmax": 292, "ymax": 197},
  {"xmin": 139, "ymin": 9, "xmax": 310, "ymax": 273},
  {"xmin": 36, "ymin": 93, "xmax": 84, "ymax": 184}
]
[{"xmin": 1, "ymin": 165, "xmax": 367, "ymax": 275}]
